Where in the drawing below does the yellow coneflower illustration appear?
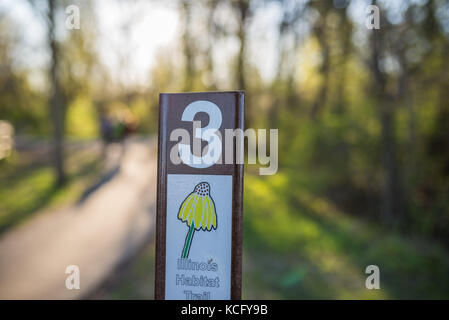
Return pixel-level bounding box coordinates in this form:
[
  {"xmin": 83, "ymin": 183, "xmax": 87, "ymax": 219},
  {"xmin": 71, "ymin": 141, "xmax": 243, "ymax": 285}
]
[{"xmin": 178, "ymin": 182, "xmax": 217, "ymax": 258}]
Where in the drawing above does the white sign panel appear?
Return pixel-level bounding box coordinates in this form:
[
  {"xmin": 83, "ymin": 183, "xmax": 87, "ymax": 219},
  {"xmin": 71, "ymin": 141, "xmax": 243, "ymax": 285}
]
[{"xmin": 165, "ymin": 174, "xmax": 233, "ymax": 300}]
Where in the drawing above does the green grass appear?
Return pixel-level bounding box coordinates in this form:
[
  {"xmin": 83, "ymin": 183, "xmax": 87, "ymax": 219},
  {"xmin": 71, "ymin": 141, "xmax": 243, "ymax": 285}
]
[
  {"xmin": 242, "ymin": 172, "xmax": 449, "ymax": 299},
  {"xmin": 0, "ymin": 146, "xmax": 104, "ymax": 233}
]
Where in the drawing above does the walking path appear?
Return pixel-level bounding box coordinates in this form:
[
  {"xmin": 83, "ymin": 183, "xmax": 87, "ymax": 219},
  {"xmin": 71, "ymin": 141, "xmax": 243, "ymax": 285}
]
[{"xmin": 0, "ymin": 139, "xmax": 157, "ymax": 299}]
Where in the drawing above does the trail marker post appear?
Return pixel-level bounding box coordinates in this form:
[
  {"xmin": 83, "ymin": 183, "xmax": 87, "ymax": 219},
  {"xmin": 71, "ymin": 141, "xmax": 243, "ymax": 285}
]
[{"xmin": 155, "ymin": 91, "xmax": 244, "ymax": 300}]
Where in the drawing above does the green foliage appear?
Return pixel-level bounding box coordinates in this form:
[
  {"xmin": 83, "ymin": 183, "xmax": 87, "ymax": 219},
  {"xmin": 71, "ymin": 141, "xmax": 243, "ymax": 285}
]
[
  {"xmin": 242, "ymin": 173, "xmax": 449, "ymax": 299},
  {"xmin": 66, "ymin": 96, "xmax": 99, "ymax": 139}
]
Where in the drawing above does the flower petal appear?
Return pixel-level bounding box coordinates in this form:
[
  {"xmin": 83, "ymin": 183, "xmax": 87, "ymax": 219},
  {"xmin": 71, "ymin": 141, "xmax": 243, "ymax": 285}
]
[
  {"xmin": 179, "ymin": 193, "xmax": 194, "ymax": 220},
  {"xmin": 202, "ymin": 196, "xmax": 209, "ymax": 230},
  {"xmin": 208, "ymin": 196, "xmax": 216, "ymax": 229},
  {"xmin": 194, "ymin": 195, "xmax": 204, "ymax": 229},
  {"xmin": 187, "ymin": 194, "xmax": 199, "ymax": 226}
]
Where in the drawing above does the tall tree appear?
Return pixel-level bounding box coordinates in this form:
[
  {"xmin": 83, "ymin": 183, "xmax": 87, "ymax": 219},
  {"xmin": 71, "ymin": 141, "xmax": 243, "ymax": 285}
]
[
  {"xmin": 333, "ymin": 4, "xmax": 353, "ymax": 114},
  {"xmin": 268, "ymin": 0, "xmax": 305, "ymax": 128},
  {"xmin": 28, "ymin": 0, "xmax": 96, "ymax": 186},
  {"xmin": 309, "ymin": 0, "xmax": 333, "ymax": 119},
  {"xmin": 47, "ymin": 0, "xmax": 66, "ymax": 186},
  {"xmin": 203, "ymin": 0, "xmax": 219, "ymax": 90},
  {"xmin": 26, "ymin": 0, "xmax": 65, "ymax": 185},
  {"xmin": 233, "ymin": 0, "xmax": 250, "ymax": 92},
  {"xmin": 369, "ymin": 1, "xmax": 404, "ymax": 224},
  {"xmin": 180, "ymin": 0, "xmax": 196, "ymax": 91}
]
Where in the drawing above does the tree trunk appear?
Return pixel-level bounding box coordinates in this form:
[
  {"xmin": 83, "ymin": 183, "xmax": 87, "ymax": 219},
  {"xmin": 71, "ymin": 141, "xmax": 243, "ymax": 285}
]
[
  {"xmin": 235, "ymin": 0, "xmax": 248, "ymax": 92},
  {"xmin": 204, "ymin": 0, "xmax": 218, "ymax": 90},
  {"xmin": 369, "ymin": 4, "xmax": 403, "ymax": 224},
  {"xmin": 48, "ymin": 0, "xmax": 66, "ymax": 186},
  {"xmin": 181, "ymin": 0, "xmax": 195, "ymax": 92},
  {"xmin": 234, "ymin": 0, "xmax": 249, "ymax": 128},
  {"xmin": 380, "ymin": 108, "xmax": 399, "ymax": 223},
  {"xmin": 310, "ymin": 26, "xmax": 329, "ymax": 119}
]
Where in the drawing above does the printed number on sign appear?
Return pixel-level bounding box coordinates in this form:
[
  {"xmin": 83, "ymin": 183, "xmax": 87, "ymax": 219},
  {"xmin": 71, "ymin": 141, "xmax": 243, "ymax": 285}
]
[{"xmin": 179, "ymin": 100, "xmax": 222, "ymax": 168}]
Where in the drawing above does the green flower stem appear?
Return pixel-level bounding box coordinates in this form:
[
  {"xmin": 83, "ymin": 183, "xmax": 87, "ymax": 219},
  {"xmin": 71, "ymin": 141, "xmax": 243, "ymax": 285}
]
[{"xmin": 181, "ymin": 224, "xmax": 196, "ymax": 258}]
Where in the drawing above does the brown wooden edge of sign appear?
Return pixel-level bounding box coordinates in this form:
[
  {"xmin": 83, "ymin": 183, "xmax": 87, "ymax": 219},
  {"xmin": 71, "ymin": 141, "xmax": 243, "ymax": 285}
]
[{"xmin": 154, "ymin": 91, "xmax": 244, "ymax": 300}]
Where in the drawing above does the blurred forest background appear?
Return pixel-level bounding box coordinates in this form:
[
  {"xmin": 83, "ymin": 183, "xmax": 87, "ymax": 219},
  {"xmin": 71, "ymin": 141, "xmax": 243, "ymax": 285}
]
[{"xmin": 1, "ymin": 0, "xmax": 449, "ymax": 299}]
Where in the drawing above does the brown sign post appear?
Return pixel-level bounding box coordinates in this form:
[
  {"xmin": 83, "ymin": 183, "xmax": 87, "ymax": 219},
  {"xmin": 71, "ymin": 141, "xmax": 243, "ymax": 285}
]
[{"xmin": 155, "ymin": 91, "xmax": 244, "ymax": 300}]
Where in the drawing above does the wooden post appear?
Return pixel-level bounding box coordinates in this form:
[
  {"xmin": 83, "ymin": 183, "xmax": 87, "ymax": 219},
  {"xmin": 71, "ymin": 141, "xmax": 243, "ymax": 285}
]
[{"xmin": 155, "ymin": 91, "xmax": 244, "ymax": 300}]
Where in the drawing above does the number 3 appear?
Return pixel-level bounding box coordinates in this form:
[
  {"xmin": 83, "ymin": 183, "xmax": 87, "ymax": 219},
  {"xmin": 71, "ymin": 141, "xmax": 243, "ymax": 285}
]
[{"xmin": 178, "ymin": 100, "xmax": 222, "ymax": 168}]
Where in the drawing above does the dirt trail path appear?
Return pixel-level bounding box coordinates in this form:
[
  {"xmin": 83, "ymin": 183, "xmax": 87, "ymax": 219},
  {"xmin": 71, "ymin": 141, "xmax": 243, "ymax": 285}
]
[{"xmin": 0, "ymin": 139, "xmax": 157, "ymax": 299}]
